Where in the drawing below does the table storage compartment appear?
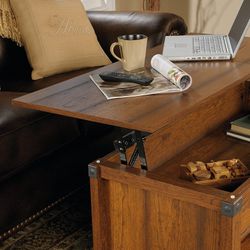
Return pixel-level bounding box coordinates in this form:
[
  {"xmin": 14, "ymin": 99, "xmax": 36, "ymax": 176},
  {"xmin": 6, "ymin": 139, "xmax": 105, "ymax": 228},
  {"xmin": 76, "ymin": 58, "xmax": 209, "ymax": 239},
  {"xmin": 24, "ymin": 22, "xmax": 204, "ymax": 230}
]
[{"xmin": 90, "ymin": 79, "xmax": 250, "ymax": 250}]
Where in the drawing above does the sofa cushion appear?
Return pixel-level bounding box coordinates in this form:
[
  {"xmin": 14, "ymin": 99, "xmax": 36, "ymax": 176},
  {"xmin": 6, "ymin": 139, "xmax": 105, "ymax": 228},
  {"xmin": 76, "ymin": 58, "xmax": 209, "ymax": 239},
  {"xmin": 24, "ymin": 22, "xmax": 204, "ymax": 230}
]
[
  {"xmin": 10, "ymin": 0, "xmax": 111, "ymax": 80},
  {"xmin": 0, "ymin": 92, "xmax": 80, "ymax": 179}
]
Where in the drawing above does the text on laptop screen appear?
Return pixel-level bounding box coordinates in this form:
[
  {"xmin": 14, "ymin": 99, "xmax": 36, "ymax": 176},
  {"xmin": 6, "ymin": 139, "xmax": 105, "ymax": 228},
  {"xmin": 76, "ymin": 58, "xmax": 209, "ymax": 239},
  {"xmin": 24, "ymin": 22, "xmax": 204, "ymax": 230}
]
[{"xmin": 229, "ymin": 0, "xmax": 250, "ymax": 53}]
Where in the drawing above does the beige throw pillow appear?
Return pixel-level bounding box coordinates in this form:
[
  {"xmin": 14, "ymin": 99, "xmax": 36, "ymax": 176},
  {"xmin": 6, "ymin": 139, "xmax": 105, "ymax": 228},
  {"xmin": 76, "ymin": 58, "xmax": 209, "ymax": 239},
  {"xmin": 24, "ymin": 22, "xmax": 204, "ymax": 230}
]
[{"xmin": 10, "ymin": 0, "xmax": 111, "ymax": 80}]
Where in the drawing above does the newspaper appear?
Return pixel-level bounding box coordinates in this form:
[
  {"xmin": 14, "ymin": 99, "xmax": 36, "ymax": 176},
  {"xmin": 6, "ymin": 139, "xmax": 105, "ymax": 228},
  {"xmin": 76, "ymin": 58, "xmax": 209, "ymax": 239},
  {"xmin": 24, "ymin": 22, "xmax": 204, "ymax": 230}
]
[{"xmin": 90, "ymin": 54, "xmax": 192, "ymax": 100}]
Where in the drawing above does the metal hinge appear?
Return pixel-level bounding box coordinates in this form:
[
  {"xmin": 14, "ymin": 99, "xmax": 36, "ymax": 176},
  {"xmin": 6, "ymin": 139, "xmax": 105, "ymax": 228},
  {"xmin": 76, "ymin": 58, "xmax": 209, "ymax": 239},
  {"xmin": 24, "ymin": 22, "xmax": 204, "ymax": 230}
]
[
  {"xmin": 221, "ymin": 196, "xmax": 243, "ymax": 217},
  {"xmin": 113, "ymin": 131, "xmax": 149, "ymax": 170}
]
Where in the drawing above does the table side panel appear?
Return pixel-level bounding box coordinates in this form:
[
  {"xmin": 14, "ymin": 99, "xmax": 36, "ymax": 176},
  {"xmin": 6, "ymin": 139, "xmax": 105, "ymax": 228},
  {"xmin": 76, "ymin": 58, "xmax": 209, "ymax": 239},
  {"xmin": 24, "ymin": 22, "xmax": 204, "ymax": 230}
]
[
  {"xmin": 242, "ymin": 235, "xmax": 250, "ymax": 250},
  {"xmin": 99, "ymin": 174, "xmax": 241, "ymax": 250},
  {"xmin": 98, "ymin": 161, "xmax": 228, "ymax": 211},
  {"xmin": 90, "ymin": 177, "xmax": 111, "ymax": 250},
  {"xmin": 233, "ymin": 180, "xmax": 250, "ymax": 240},
  {"xmin": 109, "ymin": 181, "xmax": 146, "ymax": 250}
]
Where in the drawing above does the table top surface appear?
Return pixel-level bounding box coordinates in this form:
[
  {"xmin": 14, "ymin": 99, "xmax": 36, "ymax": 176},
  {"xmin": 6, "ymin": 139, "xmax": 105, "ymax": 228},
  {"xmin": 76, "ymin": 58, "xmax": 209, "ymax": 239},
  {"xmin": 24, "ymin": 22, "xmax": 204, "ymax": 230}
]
[{"xmin": 13, "ymin": 38, "xmax": 250, "ymax": 133}]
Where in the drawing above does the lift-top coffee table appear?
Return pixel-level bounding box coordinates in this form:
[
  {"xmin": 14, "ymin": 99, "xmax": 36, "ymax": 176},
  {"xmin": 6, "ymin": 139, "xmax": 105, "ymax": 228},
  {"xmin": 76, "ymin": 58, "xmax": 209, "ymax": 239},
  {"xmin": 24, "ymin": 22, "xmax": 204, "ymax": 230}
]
[{"xmin": 13, "ymin": 38, "xmax": 250, "ymax": 250}]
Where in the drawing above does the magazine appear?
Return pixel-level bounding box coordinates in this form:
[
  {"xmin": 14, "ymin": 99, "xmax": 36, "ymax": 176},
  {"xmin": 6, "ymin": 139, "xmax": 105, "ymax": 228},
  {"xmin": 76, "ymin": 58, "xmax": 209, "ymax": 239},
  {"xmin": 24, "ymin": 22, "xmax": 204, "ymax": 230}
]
[{"xmin": 89, "ymin": 54, "xmax": 192, "ymax": 100}]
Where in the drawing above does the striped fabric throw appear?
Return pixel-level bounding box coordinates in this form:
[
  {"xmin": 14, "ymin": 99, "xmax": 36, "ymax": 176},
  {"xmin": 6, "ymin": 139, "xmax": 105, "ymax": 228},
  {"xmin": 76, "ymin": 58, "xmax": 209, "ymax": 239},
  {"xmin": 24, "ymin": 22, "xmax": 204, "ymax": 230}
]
[{"xmin": 0, "ymin": 0, "xmax": 22, "ymax": 46}]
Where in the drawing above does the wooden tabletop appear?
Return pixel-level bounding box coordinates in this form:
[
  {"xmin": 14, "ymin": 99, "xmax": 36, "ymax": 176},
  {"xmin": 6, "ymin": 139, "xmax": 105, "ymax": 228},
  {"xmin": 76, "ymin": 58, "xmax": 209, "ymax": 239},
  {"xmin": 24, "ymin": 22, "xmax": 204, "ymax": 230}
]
[{"xmin": 13, "ymin": 38, "xmax": 250, "ymax": 134}]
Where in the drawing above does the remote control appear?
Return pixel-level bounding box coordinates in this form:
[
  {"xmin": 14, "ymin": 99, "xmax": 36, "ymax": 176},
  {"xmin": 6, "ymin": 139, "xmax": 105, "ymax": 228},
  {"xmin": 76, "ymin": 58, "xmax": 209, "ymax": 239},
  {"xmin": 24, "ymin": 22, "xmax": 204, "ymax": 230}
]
[{"xmin": 99, "ymin": 72, "xmax": 153, "ymax": 86}]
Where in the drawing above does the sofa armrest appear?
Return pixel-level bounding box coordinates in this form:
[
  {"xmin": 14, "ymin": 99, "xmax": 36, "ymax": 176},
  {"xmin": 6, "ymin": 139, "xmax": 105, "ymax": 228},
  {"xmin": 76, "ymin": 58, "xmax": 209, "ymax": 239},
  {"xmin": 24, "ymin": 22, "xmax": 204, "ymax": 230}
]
[{"xmin": 88, "ymin": 11, "xmax": 187, "ymax": 61}]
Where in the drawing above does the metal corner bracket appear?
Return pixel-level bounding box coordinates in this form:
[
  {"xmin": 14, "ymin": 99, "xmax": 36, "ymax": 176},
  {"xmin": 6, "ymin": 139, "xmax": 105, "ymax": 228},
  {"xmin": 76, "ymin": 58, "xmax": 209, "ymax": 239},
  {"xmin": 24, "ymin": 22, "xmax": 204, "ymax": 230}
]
[
  {"xmin": 88, "ymin": 165, "xmax": 99, "ymax": 178},
  {"xmin": 221, "ymin": 196, "xmax": 243, "ymax": 217}
]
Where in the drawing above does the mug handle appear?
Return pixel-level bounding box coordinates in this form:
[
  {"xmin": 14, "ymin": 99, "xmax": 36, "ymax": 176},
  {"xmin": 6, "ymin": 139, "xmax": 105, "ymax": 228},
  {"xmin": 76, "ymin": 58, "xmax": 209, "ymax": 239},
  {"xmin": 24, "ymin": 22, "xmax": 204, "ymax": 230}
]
[{"xmin": 110, "ymin": 42, "xmax": 123, "ymax": 62}]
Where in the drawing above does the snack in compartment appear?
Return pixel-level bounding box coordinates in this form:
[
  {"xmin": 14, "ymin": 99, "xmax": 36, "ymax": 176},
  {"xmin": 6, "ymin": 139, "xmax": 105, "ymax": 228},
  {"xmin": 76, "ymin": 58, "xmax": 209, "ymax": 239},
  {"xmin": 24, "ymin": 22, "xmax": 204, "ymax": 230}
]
[
  {"xmin": 181, "ymin": 158, "xmax": 249, "ymax": 183},
  {"xmin": 210, "ymin": 165, "xmax": 231, "ymax": 179},
  {"xmin": 186, "ymin": 161, "xmax": 207, "ymax": 174},
  {"xmin": 195, "ymin": 161, "xmax": 207, "ymax": 171},
  {"xmin": 193, "ymin": 170, "xmax": 211, "ymax": 181}
]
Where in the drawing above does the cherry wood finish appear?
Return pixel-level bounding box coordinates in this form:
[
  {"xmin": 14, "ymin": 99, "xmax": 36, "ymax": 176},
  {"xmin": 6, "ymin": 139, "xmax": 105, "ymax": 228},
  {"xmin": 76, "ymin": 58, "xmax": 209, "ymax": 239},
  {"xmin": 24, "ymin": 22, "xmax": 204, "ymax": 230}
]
[
  {"xmin": 13, "ymin": 39, "xmax": 250, "ymax": 134},
  {"xmin": 91, "ymin": 128, "xmax": 250, "ymax": 249},
  {"xmin": 242, "ymin": 235, "xmax": 250, "ymax": 250},
  {"xmin": 89, "ymin": 176, "xmax": 111, "ymax": 250},
  {"xmin": 13, "ymin": 39, "xmax": 250, "ymax": 249},
  {"xmin": 89, "ymin": 40, "xmax": 250, "ymax": 249},
  {"xmin": 91, "ymin": 159, "xmax": 245, "ymax": 250}
]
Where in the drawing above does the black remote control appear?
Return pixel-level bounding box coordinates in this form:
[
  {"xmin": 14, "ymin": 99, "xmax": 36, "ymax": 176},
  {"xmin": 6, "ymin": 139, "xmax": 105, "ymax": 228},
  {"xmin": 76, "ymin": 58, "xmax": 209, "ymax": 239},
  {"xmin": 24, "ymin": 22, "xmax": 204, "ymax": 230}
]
[{"xmin": 99, "ymin": 72, "xmax": 153, "ymax": 86}]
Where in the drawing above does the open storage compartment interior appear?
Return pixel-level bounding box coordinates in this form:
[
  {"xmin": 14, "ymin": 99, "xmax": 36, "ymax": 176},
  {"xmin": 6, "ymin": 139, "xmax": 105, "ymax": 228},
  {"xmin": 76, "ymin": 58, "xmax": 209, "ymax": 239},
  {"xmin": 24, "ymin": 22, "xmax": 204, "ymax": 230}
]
[
  {"xmin": 151, "ymin": 115, "xmax": 250, "ymax": 246},
  {"xmin": 153, "ymin": 120, "xmax": 250, "ymax": 192}
]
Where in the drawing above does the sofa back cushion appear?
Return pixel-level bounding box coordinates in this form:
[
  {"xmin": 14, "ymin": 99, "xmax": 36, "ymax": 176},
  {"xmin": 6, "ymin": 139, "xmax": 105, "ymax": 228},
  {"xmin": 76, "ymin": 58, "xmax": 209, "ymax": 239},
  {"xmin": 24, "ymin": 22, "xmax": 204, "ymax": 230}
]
[{"xmin": 10, "ymin": 0, "xmax": 111, "ymax": 80}]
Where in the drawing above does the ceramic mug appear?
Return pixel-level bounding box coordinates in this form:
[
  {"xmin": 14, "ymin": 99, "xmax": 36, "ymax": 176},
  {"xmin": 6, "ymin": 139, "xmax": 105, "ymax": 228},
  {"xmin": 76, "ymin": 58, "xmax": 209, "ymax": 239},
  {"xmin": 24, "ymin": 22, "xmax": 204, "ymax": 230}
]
[{"xmin": 110, "ymin": 34, "xmax": 148, "ymax": 71}]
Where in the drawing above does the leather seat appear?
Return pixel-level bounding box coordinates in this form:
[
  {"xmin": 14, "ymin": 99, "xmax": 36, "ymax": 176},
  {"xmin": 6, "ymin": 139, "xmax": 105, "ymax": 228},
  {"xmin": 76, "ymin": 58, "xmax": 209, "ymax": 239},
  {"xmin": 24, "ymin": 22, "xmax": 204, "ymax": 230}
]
[{"xmin": 0, "ymin": 91, "xmax": 80, "ymax": 181}]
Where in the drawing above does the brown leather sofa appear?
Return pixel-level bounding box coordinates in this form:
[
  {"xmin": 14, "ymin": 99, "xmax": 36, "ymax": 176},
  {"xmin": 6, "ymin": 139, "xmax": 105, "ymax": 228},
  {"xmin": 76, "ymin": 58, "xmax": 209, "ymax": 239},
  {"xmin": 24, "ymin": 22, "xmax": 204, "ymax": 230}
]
[{"xmin": 0, "ymin": 11, "xmax": 187, "ymax": 239}]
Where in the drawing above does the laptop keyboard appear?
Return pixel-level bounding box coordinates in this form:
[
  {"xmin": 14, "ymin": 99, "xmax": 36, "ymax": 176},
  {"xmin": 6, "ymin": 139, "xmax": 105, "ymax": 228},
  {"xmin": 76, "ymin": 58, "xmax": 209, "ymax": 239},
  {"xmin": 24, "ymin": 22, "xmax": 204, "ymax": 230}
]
[{"xmin": 193, "ymin": 36, "xmax": 227, "ymax": 54}]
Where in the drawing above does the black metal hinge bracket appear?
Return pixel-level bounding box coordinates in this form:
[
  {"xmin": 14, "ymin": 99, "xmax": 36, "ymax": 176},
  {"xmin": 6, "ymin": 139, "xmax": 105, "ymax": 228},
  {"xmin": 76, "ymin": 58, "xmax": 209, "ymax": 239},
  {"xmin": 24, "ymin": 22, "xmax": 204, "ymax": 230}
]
[{"xmin": 113, "ymin": 131, "xmax": 149, "ymax": 170}]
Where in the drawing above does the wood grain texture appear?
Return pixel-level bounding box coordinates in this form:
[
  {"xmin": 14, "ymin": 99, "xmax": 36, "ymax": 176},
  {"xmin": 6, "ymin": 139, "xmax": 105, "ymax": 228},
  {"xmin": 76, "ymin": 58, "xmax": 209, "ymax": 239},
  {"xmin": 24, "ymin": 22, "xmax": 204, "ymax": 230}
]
[
  {"xmin": 99, "ymin": 160, "xmax": 227, "ymax": 211},
  {"xmin": 90, "ymin": 166, "xmax": 111, "ymax": 250},
  {"xmin": 12, "ymin": 38, "xmax": 250, "ymax": 133},
  {"xmin": 91, "ymin": 87, "xmax": 250, "ymax": 249},
  {"xmin": 242, "ymin": 234, "xmax": 250, "ymax": 250},
  {"xmin": 153, "ymin": 126, "xmax": 250, "ymax": 179},
  {"xmin": 95, "ymin": 173, "xmax": 243, "ymax": 250},
  {"xmin": 147, "ymin": 191, "xmax": 240, "ymax": 250},
  {"xmin": 95, "ymin": 124, "xmax": 250, "ymax": 249},
  {"xmin": 109, "ymin": 181, "xmax": 146, "ymax": 250},
  {"xmin": 233, "ymin": 180, "xmax": 250, "ymax": 241},
  {"xmin": 88, "ymin": 40, "xmax": 250, "ymax": 249},
  {"xmin": 144, "ymin": 82, "xmax": 245, "ymax": 170},
  {"xmin": 220, "ymin": 213, "xmax": 241, "ymax": 250},
  {"xmin": 11, "ymin": 35, "xmax": 250, "ymax": 249}
]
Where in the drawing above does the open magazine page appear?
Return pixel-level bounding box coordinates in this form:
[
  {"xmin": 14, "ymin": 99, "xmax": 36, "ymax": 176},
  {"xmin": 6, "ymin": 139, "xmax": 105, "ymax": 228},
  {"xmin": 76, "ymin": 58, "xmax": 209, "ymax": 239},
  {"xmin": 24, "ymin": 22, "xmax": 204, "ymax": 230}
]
[{"xmin": 90, "ymin": 55, "xmax": 192, "ymax": 100}]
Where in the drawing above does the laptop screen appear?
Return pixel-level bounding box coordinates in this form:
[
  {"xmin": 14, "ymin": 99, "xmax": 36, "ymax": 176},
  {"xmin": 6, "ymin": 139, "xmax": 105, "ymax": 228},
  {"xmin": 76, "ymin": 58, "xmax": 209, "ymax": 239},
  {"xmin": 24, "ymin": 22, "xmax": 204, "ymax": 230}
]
[{"xmin": 229, "ymin": 0, "xmax": 250, "ymax": 54}]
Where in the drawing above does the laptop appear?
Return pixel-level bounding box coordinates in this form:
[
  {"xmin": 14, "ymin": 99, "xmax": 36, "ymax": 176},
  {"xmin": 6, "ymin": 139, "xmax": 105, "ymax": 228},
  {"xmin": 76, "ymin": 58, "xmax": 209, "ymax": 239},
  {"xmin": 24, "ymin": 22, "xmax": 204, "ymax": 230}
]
[{"xmin": 163, "ymin": 0, "xmax": 250, "ymax": 61}]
